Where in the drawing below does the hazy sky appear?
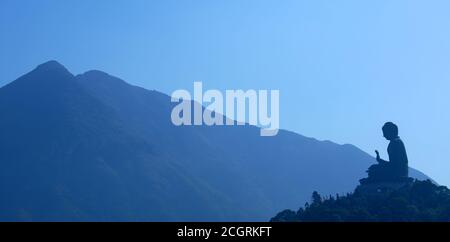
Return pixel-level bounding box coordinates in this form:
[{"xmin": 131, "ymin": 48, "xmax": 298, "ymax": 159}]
[{"xmin": 1, "ymin": 0, "xmax": 450, "ymax": 186}]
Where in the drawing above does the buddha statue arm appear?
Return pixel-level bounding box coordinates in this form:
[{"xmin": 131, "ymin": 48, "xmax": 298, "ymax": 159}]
[{"xmin": 375, "ymin": 150, "xmax": 388, "ymax": 163}]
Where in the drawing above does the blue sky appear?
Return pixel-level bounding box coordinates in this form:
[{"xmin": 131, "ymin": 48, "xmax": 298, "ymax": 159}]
[{"xmin": 1, "ymin": 0, "xmax": 450, "ymax": 185}]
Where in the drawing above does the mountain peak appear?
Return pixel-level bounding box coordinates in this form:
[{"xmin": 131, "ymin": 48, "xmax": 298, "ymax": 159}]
[
  {"xmin": 76, "ymin": 69, "xmax": 130, "ymax": 88},
  {"xmin": 0, "ymin": 60, "xmax": 74, "ymax": 91},
  {"xmin": 35, "ymin": 60, "xmax": 71, "ymax": 73},
  {"xmin": 79, "ymin": 70, "xmax": 112, "ymax": 79}
]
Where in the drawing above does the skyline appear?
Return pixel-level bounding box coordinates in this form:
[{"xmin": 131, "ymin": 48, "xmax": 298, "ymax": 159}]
[{"xmin": 1, "ymin": 0, "xmax": 450, "ymax": 185}]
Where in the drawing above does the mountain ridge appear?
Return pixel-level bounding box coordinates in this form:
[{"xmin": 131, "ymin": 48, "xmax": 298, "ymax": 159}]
[{"xmin": 0, "ymin": 61, "xmax": 431, "ymax": 221}]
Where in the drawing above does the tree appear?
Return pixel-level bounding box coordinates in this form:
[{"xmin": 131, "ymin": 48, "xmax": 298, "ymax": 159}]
[{"xmin": 312, "ymin": 191, "xmax": 322, "ymax": 205}]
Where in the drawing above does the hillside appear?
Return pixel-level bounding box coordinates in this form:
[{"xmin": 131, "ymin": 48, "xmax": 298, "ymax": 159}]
[
  {"xmin": 271, "ymin": 179, "xmax": 450, "ymax": 222},
  {"xmin": 0, "ymin": 61, "xmax": 430, "ymax": 221}
]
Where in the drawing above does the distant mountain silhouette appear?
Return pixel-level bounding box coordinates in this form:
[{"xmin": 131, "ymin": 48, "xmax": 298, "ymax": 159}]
[{"xmin": 0, "ymin": 61, "xmax": 430, "ymax": 221}]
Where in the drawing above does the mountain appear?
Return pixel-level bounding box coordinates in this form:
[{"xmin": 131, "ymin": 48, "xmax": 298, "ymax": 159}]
[
  {"xmin": 271, "ymin": 180, "xmax": 450, "ymax": 222},
  {"xmin": 0, "ymin": 61, "xmax": 430, "ymax": 221}
]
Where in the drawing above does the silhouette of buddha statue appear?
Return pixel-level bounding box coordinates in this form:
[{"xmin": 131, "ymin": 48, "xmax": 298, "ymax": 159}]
[{"xmin": 366, "ymin": 122, "xmax": 409, "ymax": 182}]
